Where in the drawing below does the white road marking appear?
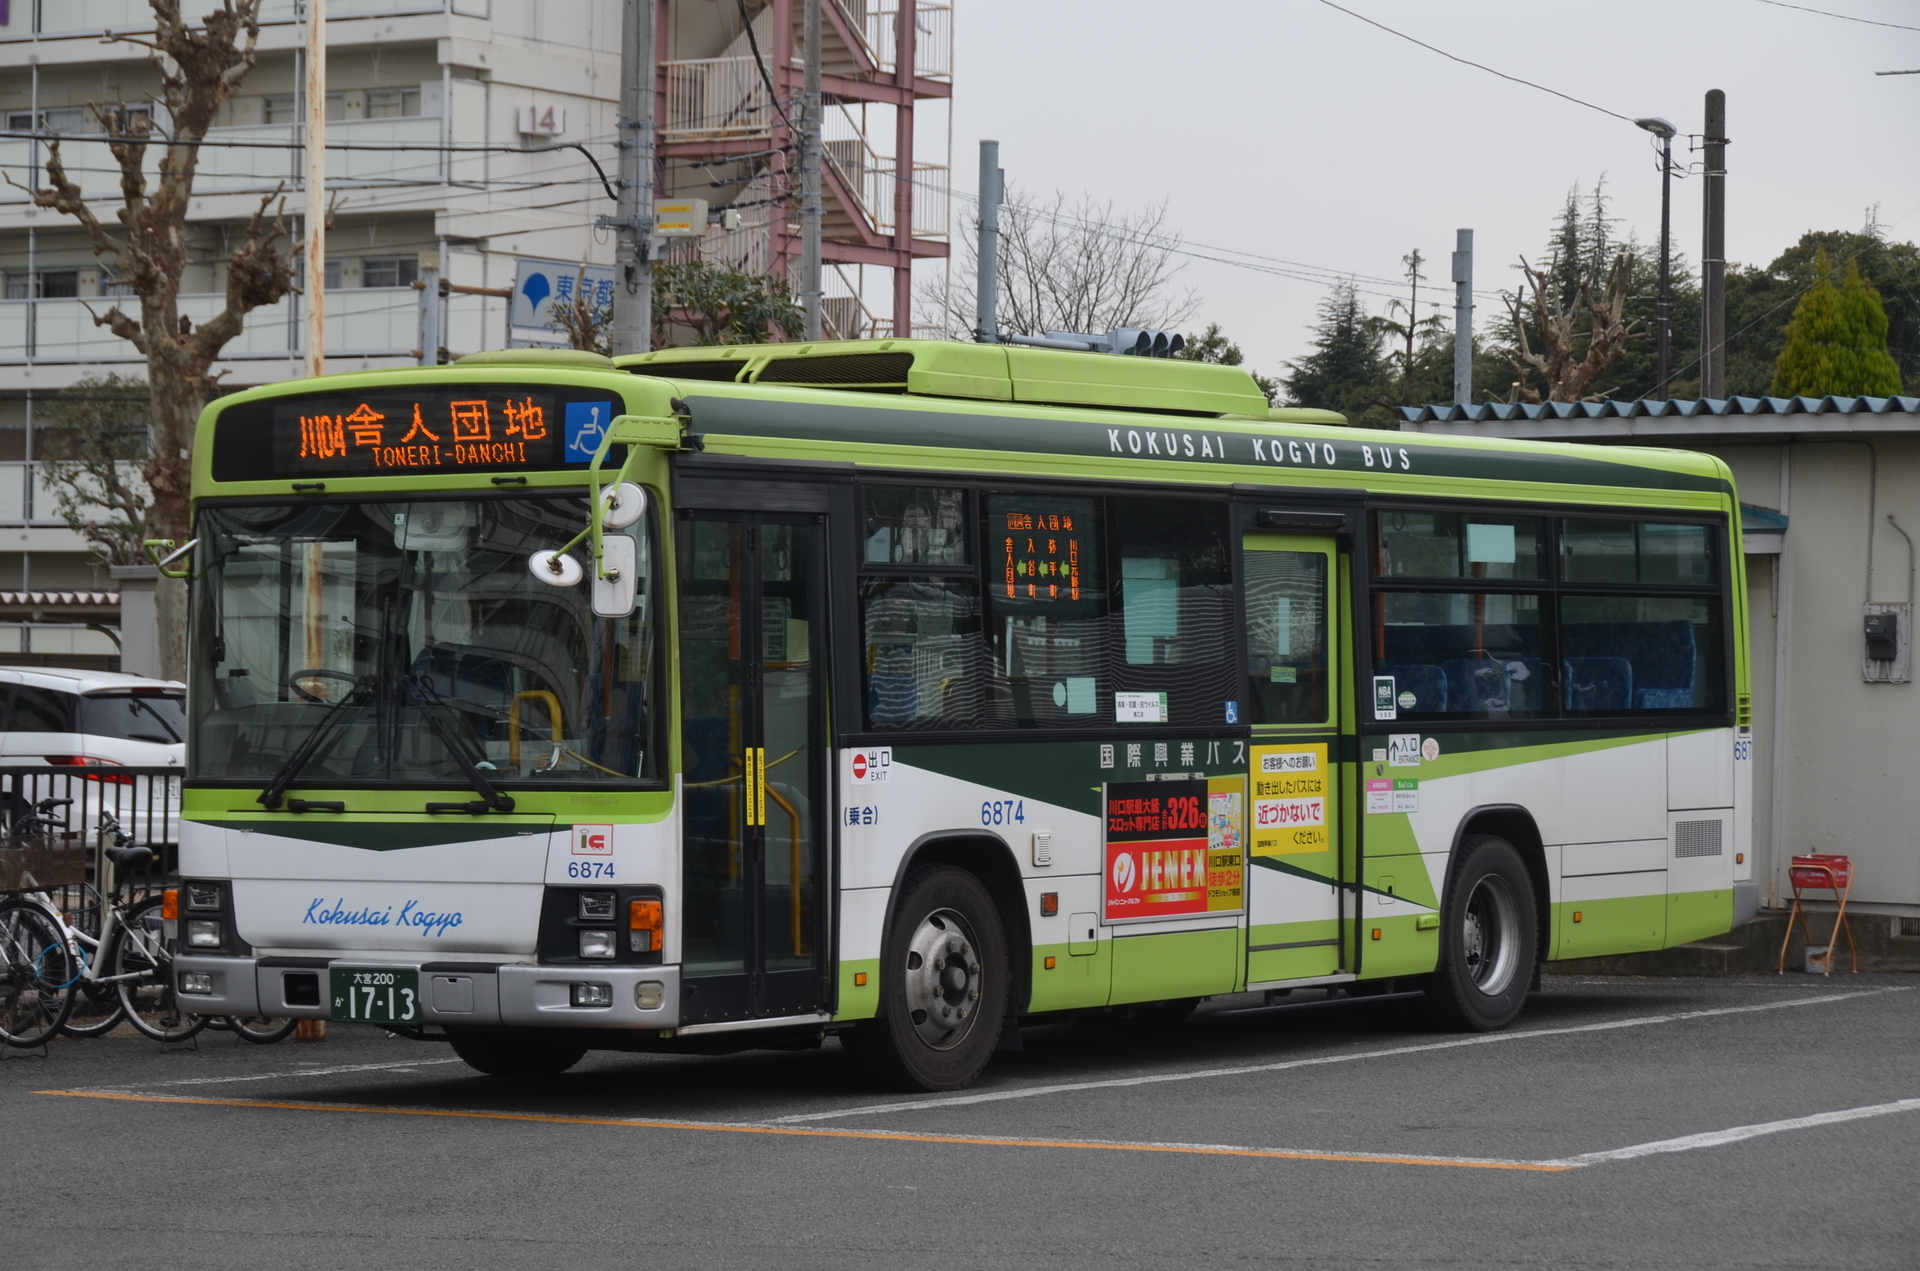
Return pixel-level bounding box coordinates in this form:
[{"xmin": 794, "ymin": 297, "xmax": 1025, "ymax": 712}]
[
  {"xmin": 1543, "ymin": 1097, "xmax": 1920, "ymax": 1167},
  {"xmin": 773, "ymin": 987, "xmax": 1907, "ymax": 1123},
  {"xmin": 85, "ymin": 1056, "xmax": 467, "ymax": 1092}
]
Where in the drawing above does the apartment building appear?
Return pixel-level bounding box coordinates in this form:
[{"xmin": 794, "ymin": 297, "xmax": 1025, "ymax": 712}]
[{"xmin": 0, "ymin": 0, "xmax": 948, "ymax": 666}]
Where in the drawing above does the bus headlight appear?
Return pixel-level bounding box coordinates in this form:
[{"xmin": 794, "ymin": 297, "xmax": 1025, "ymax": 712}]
[
  {"xmin": 186, "ymin": 920, "xmax": 222, "ymax": 948},
  {"xmin": 578, "ymin": 929, "xmax": 617, "ymax": 960},
  {"xmin": 570, "ymin": 982, "xmax": 612, "ymax": 1008},
  {"xmin": 179, "ymin": 972, "xmax": 214, "ymax": 995}
]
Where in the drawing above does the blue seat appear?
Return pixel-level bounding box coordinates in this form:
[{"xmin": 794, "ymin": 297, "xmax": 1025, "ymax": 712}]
[
  {"xmin": 866, "ymin": 672, "xmax": 917, "ymax": 725},
  {"xmin": 1564, "ymin": 657, "xmax": 1633, "ymax": 711},
  {"xmin": 1377, "ymin": 664, "xmax": 1447, "ymax": 713}
]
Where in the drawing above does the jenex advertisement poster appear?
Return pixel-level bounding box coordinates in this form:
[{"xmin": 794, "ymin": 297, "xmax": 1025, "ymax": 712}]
[
  {"xmin": 1250, "ymin": 743, "xmax": 1330, "ymax": 856},
  {"xmin": 1103, "ymin": 777, "xmax": 1245, "ymax": 922}
]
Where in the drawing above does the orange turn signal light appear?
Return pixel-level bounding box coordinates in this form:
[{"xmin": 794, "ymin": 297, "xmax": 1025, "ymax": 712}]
[
  {"xmin": 1044, "ymin": 956, "xmax": 1057, "ymax": 970},
  {"xmin": 162, "ymin": 888, "xmax": 179, "ymax": 921},
  {"xmin": 1572, "ymin": 911, "xmax": 1584, "ymax": 923},
  {"xmin": 854, "ymin": 972, "xmax": 868, "ymax": 987},
  {"xmin": 1039, "ymin": 892, "xmax": 1059, "ymax": 917},
  {"xmin": 629, "ymin": 898, "xmax": 662, "ymax": 932},
  {"xmin": 1370, "ymin": 927, "xmax": 1382, "ymax": 941}
]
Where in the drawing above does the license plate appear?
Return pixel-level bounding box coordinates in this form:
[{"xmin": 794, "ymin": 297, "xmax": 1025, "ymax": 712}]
[{"xmin": 328, "ymin": 967, "xmax": 421, "ymax": 1024}]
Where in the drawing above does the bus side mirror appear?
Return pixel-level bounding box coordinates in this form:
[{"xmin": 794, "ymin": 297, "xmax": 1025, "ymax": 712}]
[{"xmin": 593, "ymin": 534, "xmax": 639, "ymax": 617}]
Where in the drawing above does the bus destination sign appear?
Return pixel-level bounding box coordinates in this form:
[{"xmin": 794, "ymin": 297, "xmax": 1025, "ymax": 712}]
[{"xmin": 213, "ymin": 385, "xmax": 623, "ymax": 481}]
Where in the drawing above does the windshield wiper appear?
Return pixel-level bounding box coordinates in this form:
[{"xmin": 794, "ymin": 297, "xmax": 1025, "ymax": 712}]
[
  {"xmin": 404, "ymin": 676, "xmax": 516, "ymax": 813},
  {"xmin": 257, "ymin": 676, "xmax": 377, "ymax": 810}
]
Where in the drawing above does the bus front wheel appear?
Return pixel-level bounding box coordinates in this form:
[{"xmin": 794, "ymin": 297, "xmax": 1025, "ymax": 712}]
[
  {"xmin": 448, "ymin": 1029, "xmax": 588, "ymax": 1079},
  {"xmin": 1420, "ymin": 835, "xmax": 1537, "ymax": 1032},
  {"xmin": 851, "ymin": 865, "xmax": 1008, "ymax": 1093}
]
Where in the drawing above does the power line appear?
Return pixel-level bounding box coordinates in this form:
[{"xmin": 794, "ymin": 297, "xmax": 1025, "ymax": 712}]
[
  {"xmin": 1313, "ymin": 0, "xmax": 1636, "ymax": 124},
  {"xmin": 1753, "ymin": 0, "xmax": 1920, "ymax": 33}
]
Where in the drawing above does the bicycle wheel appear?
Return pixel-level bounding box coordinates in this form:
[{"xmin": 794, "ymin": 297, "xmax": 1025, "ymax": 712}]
[
  {"xmin": 109, "ymin": 898, "xmax": 208, "ymax": 1044},
  {"xmin": 225, "ymin": 1014, "xmax": 298, "ymax": 1045},
  {"xmin": 58, "ymin": 946, "xmax": 126, "ymax": 1040},
  {"xmin": 0, "ymin": 900, "xmax": 77, "ymax": 1048}
]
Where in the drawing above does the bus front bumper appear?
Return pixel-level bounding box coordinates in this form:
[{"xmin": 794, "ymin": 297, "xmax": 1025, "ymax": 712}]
[{"xmin": 173, "ymin": 955, "xmax": 682, "ymax": 1030}]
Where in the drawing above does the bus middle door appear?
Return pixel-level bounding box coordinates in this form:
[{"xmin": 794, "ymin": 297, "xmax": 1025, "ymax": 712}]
[{"xmin": 1242, "ymin": 532, "xmax": 1347, "ymax": 986}]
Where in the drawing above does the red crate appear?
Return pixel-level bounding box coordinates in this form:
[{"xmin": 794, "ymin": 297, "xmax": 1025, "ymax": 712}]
[{"xmin": 1789, "ymin": 854, "xmax": 1851, "ymax": 890}]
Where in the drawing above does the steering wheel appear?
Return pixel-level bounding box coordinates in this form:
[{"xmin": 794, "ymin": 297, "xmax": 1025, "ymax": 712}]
[{"xmin": 288, "ymin": 668, "xmax": 359, "ymax": 703}]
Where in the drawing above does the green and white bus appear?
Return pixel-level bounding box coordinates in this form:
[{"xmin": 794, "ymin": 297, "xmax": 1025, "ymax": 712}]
[{"xmin": 167, "ymin": 339, "xmax": 1753, "ymax": 1089}]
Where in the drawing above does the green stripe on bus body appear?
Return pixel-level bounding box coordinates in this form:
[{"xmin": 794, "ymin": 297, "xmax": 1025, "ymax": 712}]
[
  {"xmin": 1110, "ymin": 927, "xmax": 1243, "ymax": 1002},
  {"xmin": 1030, "ymin": 940, "xmax": 1112, "ymax": 1013},
  {"xmin": 681, "ymin": 394, "xmax": 1733, "ymax": 496}
]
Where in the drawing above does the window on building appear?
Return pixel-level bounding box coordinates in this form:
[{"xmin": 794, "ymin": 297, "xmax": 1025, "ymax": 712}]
[
  {"xmin": 361, "ymin": 256, "xmax": 418, "ymax": 289},
  {"xmin": 364, "ymin": 88, "xmax": 421, "ymax": 119},
  {"xmin": 263, "ymin": 93, "xmax": 344, "ymax": 125},
  {"xmin": 7, "ymin": 108, "xmax": 86, "ymax": 134},
  {"xmin": 4, "ymin": 271, "xmax": 79, "ymax": 299},
  {"xmin": 323, "ymin": 259, "xmax": 343, "ymax": 290}
]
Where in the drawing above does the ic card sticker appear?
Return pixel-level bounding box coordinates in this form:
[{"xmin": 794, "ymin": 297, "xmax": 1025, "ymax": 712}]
[
  {"xmin": 1250, "ymin": 743, "xmax": 1329, "ymax": 856},
  {"xmin": 1366, "ymin": 778, "xmax": 1392, "ymax": 815},
  {"xmin": 572, "ymin": 824, "xmax": 614, "ymax": 856},
  {"xmin": 1392, "ymin": 780, "xmax": 1419, "ymax": 813}
]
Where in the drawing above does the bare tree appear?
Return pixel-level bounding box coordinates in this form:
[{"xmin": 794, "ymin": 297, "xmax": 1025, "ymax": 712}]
[
  {"xmin": 919, "ymin": 187, "xmax": 1199, "ymax": 339},
  {"xmin": 551, "ymin": 268, "xmax": 612, "ymax": 356},
  {"xmin": 20, "ymin": 0, "xmax": 295, "ymax": 675},
  {"xmin": 37, "ymin": 376, "xmax": 156, "ymax": 569},
  {"xmin": 1503, "ymin": 250, "xmax": 1640, "ymax": 403}
]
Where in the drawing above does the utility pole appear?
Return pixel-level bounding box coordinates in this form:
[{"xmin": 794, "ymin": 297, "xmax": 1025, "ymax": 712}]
[
  {"xmin": 1636, "ymin": 115, "xmax": 1676, "ymax": 400},
  {"xmin": 1451, "ymin": 228, "xmax": 1473, "ymax": 406},
  {"xmin": 303, "ymin": 0, "xmax": 326, "ymax": 378},
  {"xmin": 1700, "ymin": 90, "xmax": 1728, "ymax": 400},
  {"xmin": 609, "ymin": 0, "xmax": 654, "ymax": 356},
  {"xmin": 799, "ymin": 0, "xmax": 823, "ymax": 339},
  {"xmin": 974, "ymin": 140, "xmax": 1001, "ymax": 343}
]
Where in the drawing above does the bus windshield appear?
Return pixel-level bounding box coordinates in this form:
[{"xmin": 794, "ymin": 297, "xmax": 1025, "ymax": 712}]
[{"xmin": 189, "ymin": 494, "xmax": 661, "ymax": 788}]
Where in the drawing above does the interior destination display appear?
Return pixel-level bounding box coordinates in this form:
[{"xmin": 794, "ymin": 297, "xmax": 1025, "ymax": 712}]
[
  {"xmin": 999, "ymin": 504, "xmax": 1087, "ymax": 602},
  {"xmin": 211, "ymin": 385, "xmax": 623, "ymax": 481}
]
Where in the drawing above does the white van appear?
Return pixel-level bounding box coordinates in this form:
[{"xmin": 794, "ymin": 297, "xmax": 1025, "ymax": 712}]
[{"xmin": 0, "ymin": 667, "xmax": 184, "ymax": 845}]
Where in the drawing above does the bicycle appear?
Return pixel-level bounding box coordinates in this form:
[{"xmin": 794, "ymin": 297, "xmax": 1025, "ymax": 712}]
[{"xmin": 3, "ymin": 798, "xmax": 206, "ymax": 1045}]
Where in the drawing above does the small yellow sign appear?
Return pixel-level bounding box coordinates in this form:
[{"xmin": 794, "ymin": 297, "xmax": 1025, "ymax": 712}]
[{"xmin": 1249, "ymin": 742, "xmax": 1330, "ymax": 856}]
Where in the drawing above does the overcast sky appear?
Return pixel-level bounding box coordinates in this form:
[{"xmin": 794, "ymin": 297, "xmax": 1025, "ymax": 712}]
[{"xmin": 934, "ymin": 0, "xmax": 1920, "ymax": 384}]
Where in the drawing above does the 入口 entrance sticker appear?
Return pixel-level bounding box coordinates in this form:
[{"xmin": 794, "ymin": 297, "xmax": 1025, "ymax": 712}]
[
  {"xmin": 1250, "ymin": 743, "xmax": 1329, "ymax": 856},
  {"xmin": 1388, "ymin": 734, "xmax": 1422, "ymax": 767}
]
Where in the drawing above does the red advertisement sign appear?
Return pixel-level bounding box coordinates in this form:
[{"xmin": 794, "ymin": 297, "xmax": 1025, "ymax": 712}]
[{"xmin": 1104, "ymin": 779, "xmax": 1216, "ymax": 920}]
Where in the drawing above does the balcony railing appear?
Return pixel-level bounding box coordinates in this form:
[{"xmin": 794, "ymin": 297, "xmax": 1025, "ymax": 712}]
[
  {"xmin": 0, "ymin": 115, "xmax": 452, "ymax": 204},
  {"xmin": 865, "ymin": 2, "xmax": 953, "ymax": 81},
  {"xmin": 0, "ymin": 287, "xmax": 489, "ymax": 365},
  {"xmin": 662, "ymin": 57, "xmax": 773, "ymax": 143},
  {"xmin": 12, "ymin": 0, "xmax": 471, "ymax": 39}
]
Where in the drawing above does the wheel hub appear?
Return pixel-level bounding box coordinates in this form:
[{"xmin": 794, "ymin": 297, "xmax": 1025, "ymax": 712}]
[
  {"xmin": 901, "ymin": 907, "xmax": 982, "ymax": 1050},
  {"xmin": 1462, "ymin": 874, "xmax": 1519, "ymax": 995}
]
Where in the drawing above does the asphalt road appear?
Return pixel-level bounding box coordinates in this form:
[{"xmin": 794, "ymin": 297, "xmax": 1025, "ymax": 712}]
[{"xmin": 5, "ymin": 975, "xmax": 1918, "ymax": 1269}]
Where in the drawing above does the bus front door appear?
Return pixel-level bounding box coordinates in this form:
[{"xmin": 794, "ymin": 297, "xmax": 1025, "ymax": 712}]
[
  {"xmin": 676, "ymin": 510, "xmax": 829, "ymax": 1026},
  {"xmin": 1241, "ymin": 533, "xmax": 1348, "ymax": 986}
]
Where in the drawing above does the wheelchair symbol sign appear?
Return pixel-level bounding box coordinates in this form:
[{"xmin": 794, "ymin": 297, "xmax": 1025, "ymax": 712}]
[{"xmin": 565, "ymin": 401, "xmax": 613, "ymax": 462}]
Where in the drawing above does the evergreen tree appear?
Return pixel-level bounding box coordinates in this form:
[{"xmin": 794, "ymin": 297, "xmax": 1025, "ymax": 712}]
[
  {"xmin": 1282, "ymin": 281, "xmax": 1387, "ymax": 421},
  {"xmin": 1770, "ymin": 250, "xmax": 1905, "ymax": 398},
  {"xmin": 1725, "ymin": 229, "xmax": 1920, "ymax": 398}
]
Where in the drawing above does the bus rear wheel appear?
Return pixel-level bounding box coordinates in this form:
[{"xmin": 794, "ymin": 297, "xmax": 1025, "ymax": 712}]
[
  {"xmin": 851, "ymin": 865, "xmax": 1008, "ymax": 1093},
  {"xmin": 447, "ymin": 1029, "xmax": 588, "ymax": 1079},
  {"xmin": 1420, "ymin": 835, "xmax": 1537, "ymax": 1032}
]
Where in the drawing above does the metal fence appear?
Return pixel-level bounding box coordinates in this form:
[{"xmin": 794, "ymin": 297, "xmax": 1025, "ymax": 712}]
[{"xmin": 0, "ymin": 767, "xmax": 182, "ymax": 910}]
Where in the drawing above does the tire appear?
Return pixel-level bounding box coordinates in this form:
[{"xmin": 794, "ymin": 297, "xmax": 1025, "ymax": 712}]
[
  {"xmin": 226, "ymin": 1014, "xmax": 299, "ymax": 1045},
  {"xmin": 851, "ymin": 865, "xmax": 1008, "ymax": 1093},
  {"xmin": 447, "ymin": 1029, "xmax": 588, "ymax": 1078},
  {"xmin": 110, "ymin": 898, "xmax": 210, "ymax": 1044},
  {"xmin": 58, "ymin": 986, "xmax": 127, "ymax": 1039},
  {"xmin": 1420, "ymin": 834, "xmax": 1538, "ymax": 1032},
  {"xmin": 0, "ymin": 900, "xmax": 76, "ymax": 1048}
]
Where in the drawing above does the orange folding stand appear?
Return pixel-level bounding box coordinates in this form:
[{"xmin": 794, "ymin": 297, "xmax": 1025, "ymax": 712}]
[{"xmin": 1777, "ymin": 854, "xmax": 1857, "ymax": 975}]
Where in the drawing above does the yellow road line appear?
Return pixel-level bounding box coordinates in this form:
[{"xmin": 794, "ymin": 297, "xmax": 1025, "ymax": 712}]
[{"xmin": 38, "ymin": 1088, "xmax": 1568, "ymax": 1173}]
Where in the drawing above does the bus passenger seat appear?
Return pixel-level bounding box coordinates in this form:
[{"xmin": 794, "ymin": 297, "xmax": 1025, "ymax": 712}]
[
  {"xmin": 1377, "ymin": 664, "xmax": 1447, "ymax": 713},
  {"xmin": 1440, "ymin": 658, "xmax": 1510, "ymax": 712},
  {"xmin": 1563, "ymin": 657, "xmax": 1633, "ymax": 711}
]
